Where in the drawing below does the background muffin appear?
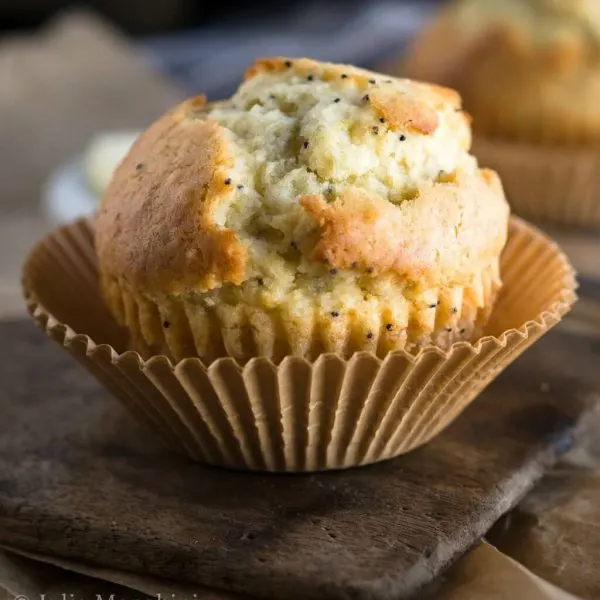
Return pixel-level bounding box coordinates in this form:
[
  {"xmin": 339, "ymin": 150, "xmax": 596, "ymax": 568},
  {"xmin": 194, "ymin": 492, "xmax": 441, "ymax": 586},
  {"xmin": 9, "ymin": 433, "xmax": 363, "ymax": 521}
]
[
  {"xmin": 402, "ymin": 0, "xmax": 600, "ymax": 144},
  {"xmin": 96, "ymin": 57, "xmax": 509, "ymax": 364}
]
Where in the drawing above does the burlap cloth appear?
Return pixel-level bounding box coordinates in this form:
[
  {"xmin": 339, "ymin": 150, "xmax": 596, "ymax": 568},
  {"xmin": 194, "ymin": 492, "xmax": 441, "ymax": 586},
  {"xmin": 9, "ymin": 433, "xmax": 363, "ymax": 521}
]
[{"xmin": 1, "ymin": 9, "xmax": 600, "ymax": 600}]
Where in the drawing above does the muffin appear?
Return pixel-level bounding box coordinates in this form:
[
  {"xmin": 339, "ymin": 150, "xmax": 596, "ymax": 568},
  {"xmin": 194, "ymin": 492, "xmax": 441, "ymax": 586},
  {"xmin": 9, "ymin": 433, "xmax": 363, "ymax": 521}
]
[
  {"xmin": 96, "ymin": 58, "xmax": 510, "ymax": 363},
  {"xmin": 95, "ymin": 57, "xmax": 509, "ymax": 364},
  {"xmin": 400, "ymin": 0, "xmax": 600, "ymax": 226},
  {"xmin": 25, "ymin": 58, "xmax": 575, "ymax": 470},
  {"xmin": 404, "ymin": 0, "xmax": 600, "ymax": 142}
]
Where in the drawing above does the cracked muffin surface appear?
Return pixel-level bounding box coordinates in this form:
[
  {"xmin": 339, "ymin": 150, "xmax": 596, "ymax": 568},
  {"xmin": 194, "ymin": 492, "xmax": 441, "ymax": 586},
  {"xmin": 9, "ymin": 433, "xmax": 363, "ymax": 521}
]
[{"xmin": 96, "ymin": 57, "xmax": 509, "ymax": 363}]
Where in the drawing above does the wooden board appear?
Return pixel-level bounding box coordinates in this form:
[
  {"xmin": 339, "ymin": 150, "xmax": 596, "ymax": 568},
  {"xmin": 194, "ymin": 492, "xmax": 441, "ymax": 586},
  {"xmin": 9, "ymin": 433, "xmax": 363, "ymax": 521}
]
[{"xmin": 0, "ymin": 319, "xmax": 598, "ymax": 600}]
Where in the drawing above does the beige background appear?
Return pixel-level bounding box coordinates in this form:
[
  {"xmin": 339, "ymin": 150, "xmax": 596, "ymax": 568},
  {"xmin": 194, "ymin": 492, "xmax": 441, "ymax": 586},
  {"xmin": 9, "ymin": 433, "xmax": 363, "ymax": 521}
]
[{"xmin": 0, "ymin": 10, "xmax": 181, "ymax": 321}]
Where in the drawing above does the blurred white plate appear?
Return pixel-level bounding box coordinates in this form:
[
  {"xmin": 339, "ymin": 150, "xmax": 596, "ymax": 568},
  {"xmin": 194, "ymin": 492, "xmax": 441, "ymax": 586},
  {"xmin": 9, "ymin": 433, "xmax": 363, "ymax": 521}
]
[
  {"xmin": 42, "ymin": 132, "xmax": 140, "ymax": 225},
  {"xmin": 42, "ymin": 158, "xmax": 99, "ymax": 225}
]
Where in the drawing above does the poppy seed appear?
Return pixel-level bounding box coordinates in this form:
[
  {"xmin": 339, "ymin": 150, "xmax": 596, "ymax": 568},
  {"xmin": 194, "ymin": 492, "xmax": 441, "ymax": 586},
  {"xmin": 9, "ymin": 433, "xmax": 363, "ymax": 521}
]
[
  {"xmin": 331, "ymin": 311, "xmax": 340, "ymax": 318},
  {"xmin": 163, "ymin": 320, "xmax": 170, "ymax": 328},
  {"xmin": 224, "ymin": 178, "xmax": 232, "ymax": 185},
  {"xmin": 366, "ymin": 331, "xmax": 374, "ymax": 339}
]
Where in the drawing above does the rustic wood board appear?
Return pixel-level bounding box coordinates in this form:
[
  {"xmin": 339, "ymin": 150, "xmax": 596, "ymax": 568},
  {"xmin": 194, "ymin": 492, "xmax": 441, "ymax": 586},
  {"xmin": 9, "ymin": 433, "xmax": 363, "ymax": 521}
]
[{"xmin": 0, "ymin": 319, "xmax": 598, "ymax": 600}]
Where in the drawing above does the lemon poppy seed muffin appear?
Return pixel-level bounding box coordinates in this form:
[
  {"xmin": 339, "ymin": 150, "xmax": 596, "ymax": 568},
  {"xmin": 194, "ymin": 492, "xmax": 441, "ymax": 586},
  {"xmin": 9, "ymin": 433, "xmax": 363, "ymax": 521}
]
[
  {"xmin": 95, "ymin": 57, "xmax": 509, "ymax": 363},
  {"xmin": 402, "ymin": 0, "xmax": 600, "ymax": 144}
]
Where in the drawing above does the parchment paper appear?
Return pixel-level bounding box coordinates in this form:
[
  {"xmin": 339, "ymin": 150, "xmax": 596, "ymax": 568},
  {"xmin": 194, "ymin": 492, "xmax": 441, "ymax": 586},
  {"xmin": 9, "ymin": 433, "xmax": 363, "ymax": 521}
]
[{"xmin": 0, "ymin": 542, "xmax": 581, "ymax": 600}]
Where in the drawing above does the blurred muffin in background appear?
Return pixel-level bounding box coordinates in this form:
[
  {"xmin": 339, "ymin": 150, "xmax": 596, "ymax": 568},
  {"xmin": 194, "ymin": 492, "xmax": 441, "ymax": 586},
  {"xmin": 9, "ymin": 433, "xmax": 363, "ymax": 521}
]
[
  {"xmin": 404, "ymin": 0, "xmax": 600, "ymax": 143},
  {"xmin": 397, "ymin": 0, "xmax": 600, "ymax": 227}
]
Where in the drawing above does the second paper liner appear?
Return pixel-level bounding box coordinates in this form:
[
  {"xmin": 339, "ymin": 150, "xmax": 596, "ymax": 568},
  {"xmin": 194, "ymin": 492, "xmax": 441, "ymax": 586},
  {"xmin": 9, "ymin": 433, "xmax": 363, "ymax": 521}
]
[
  {"xmin": 22, "ymin": 217, "xmax": 576, "ymax": 472},
  {"xmin": 473, "ymin": 136, "xmax": 600, "ymax": 229}
]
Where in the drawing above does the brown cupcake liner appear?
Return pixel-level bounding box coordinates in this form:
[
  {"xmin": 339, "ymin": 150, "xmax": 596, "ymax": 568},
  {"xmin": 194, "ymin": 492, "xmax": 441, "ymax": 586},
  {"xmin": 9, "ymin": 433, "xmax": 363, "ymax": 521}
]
[
  {"xmin": 22, "ymin": 217, "xmax": 576, "ymax": 472},
  {"xmin": 473, "ymin": 136, "xmax": 600, "ymax": 228},
  {"xmin": 108, "ymin": 263, "xmax": 501, "ymax": 364}
]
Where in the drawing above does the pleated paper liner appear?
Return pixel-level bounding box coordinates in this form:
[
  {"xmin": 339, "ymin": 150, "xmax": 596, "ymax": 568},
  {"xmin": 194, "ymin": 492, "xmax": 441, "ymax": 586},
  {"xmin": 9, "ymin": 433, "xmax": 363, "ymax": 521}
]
[
  {"xmin": 473, "ymin": 136, "xmax": 600, "ymax": 229},
  {"xmin": 110, "ymin": 263, "xmax": 501, "ymax": 364},
  {"xmin": 22, "ymin": 217, "xmax": 576, "ymax": 472}
]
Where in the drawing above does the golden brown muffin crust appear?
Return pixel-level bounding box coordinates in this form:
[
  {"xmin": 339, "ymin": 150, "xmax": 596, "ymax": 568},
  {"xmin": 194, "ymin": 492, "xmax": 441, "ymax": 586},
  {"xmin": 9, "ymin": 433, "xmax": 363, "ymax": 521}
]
[
  {"xmin": 369, "ymin": 86, "xmax": 439, "ymax": 135},
  {"xmin": 300, "ymin": 169, "xmax": 506, "ymax": 286},
  {"xmin": 96, "ymin": 97, "xmax": 246, "ymax": 295}
]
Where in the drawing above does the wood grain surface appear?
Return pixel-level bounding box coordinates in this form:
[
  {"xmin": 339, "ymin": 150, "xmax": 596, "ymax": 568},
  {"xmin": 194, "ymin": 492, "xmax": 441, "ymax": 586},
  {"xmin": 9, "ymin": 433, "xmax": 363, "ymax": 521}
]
[{"xmin": 0, "ymin": 319, "xmax": 597, "ymax": 600}]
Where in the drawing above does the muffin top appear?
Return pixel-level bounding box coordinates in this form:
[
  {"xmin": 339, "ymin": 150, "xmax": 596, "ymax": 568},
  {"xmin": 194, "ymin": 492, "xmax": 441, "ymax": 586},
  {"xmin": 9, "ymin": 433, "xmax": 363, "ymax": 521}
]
[
  {"xmin": 402, "ymin": 0, "xmax": 600, "ymax": 142},
  {"xmin": 96, "ymin": 57, "xmax": 508, "ymax": 298}
]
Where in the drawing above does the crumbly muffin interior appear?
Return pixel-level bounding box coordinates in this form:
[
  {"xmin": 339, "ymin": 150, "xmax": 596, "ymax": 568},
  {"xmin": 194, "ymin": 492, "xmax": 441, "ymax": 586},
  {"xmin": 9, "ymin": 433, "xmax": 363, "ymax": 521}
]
[{"xmin": 190, "ymin": 62, "xmax": 482, "ymax": 328}]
